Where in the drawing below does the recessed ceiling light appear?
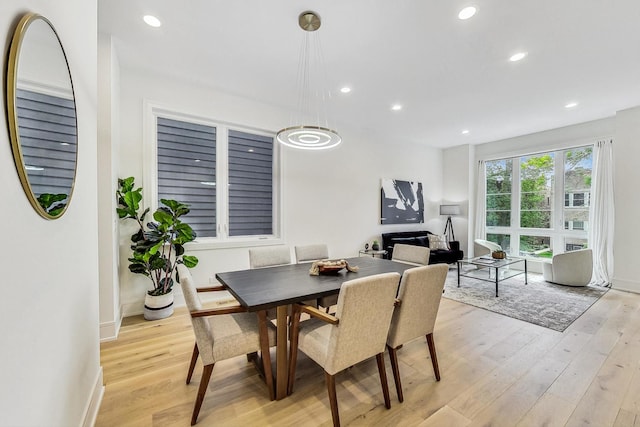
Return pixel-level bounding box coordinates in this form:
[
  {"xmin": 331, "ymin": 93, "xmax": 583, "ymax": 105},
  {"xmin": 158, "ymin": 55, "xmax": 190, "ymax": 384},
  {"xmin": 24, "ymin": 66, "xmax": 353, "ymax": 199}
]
[
  {"xmin": 248, "ymin": 149, "xmax": 254, "ymax": 152},
  {"xmin": 143, "ymin": 15, "xmax": 162, "ymax": 27},
  {"xmin": 391, "ymin": 104, "xmax": 403, "ymax": 111},
  {"xmin": 509, "ymin": 52, "xmax": 527, "ymax": 62},
  {"xmin": 565, "ymin": 102, "xmax": 578, "ymax": 108},
  {"xmin": 458, "ymin": 6, "xmax": 477, "ymax": 20},
  {"xmin": 461, "ymin": 130, "xmax": 470, "ymax": 135},
  {"xmin": 340, "ymin": 87, "xmax": 351, "ymax": 94}
]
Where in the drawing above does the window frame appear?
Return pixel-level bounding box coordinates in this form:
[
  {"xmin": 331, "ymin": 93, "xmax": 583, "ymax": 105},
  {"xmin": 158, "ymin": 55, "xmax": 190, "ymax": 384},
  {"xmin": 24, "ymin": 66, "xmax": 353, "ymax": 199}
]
[{"xmin": 144, "ymin": 103, "xmax": 283, "ymax": 250}]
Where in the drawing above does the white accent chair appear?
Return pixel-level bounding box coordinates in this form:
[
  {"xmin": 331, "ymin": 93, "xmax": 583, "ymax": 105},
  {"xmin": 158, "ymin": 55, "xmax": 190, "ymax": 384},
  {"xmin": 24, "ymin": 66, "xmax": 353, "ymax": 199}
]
[
  {"xmin": 474, "ymin": 239, "xmax": 502, "ymax": 257},
  {"xmin": 177, "ymin": 264, "xmax": 276, "ymax": 425},
  {"xmin": 386, "ymin": 264, "xmax": 448, "ymax": 402},
  {"xmin": 287, "ymin": 272, "xmax": 401, "ymax": 427},
  {"xmin": 542, "ymin": 249, "xmax": 593, "ymax": 287},
  {"xmin": 391, "ymin": 243, "xmax": 430, "ymax": 266}
]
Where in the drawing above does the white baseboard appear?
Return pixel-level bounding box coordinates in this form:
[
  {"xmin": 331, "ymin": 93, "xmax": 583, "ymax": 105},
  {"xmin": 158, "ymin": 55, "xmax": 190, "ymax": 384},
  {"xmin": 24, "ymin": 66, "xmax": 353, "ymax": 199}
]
[
  {"xmin": 120, "ymin": 289, "xmax": 234, "ymax": 317},
  {"xmin": 99, "ymin": 318, "xmax": 122, "ymax": 342},
  {"xmin": 100, "ymin": 305, "xmax": 123, "ymax": 342},
  {"xmin": 121, "ymin": 301, "xmax": 144, "ymax": 317},
  {"xmin": 82, "ymin": 367, "xmax": 104, "ymax": 427},
  {"xmin": 612, "ymin": 276, "xmax": 640, "ymax": 294}
]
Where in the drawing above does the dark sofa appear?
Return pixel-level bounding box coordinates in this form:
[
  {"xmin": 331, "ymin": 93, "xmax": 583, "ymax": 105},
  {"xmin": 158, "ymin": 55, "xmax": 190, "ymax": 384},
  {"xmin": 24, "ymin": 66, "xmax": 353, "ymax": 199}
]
[{"xmin": 382, "ymin": 230, "xmax": 464, "ymax": 264}]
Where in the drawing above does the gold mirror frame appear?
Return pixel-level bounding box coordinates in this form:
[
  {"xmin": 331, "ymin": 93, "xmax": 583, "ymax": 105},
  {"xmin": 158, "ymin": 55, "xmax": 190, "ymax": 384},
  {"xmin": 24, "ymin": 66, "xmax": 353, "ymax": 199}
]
[{"xmin": 6, "ymin": 13, "xmax": 78, "ymax": 220}]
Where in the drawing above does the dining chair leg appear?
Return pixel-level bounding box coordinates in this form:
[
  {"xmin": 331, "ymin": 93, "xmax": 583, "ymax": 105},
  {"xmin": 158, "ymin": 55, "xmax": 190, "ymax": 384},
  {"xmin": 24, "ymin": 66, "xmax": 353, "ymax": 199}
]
[
  {"xmin": 386, "ymin": 345, "xmax": 404, "ymax": 403},
  {"xmin": 287, "ymin": 307, "xmax": 302, "ymax": 395},
  {"xmin": 258, "ymin": 310, "xmax": 275, "ymax": 401},
  {"xmin": 376, "ymin": 353, "xmax": 391, "ymax": 409},
  {"xmin": 325, "ymin": 371, "xmax": 340, "ymax": 427},
  {"xmin": 187, "ymin": 343, "xmax": 199, "ymax": 384},
  {"xmin": 191, "ymin": 363, "xmax": 214, "ymax": 426},
  {"xmin": 426, "ymin": 333, "xmax": 441, "ymax": 381}
]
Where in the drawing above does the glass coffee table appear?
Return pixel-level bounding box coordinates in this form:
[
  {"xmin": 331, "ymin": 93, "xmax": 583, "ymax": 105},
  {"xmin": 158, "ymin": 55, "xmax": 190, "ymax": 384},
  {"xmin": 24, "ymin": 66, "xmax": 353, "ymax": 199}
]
[{"xmin": 457, "ymin": 256, "xmax": 528, "ymax": 297}]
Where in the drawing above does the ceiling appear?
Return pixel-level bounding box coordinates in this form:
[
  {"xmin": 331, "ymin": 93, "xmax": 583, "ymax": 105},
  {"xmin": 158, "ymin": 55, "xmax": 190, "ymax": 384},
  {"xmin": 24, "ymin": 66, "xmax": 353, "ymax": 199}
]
[{"xmin": 98, "ymin": 0, "xmax": 640, "ymax": 148}]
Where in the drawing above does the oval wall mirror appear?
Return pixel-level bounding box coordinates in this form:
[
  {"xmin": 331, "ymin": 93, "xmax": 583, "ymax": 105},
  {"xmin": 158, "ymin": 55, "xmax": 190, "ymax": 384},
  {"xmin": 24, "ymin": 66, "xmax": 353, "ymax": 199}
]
[{"xmin": 6, "ymin": 13, "xmax": 78, "ymax": 219}]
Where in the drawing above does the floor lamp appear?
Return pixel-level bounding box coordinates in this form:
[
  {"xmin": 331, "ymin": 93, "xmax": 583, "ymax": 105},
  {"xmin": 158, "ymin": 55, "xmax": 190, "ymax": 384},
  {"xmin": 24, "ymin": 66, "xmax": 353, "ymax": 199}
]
[{"xmin": 440, "ymin": 204, "xmax": 460, "ymax": 242}]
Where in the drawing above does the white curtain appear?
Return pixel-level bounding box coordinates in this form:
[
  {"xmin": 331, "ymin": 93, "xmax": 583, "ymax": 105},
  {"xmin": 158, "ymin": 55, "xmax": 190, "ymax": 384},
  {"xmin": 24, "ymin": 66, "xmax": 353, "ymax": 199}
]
[
  {"xmin": 588, "ymin": 140, "xmax": 614, "ymax": 286},
  {"xmin": 474, "ymin": 160, "xmax": 486, "ymax": 241}
]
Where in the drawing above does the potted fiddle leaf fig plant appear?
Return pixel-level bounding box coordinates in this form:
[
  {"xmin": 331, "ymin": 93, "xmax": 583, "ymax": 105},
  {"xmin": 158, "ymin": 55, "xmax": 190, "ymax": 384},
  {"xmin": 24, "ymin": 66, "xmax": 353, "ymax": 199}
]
[{"xmin": 116, "ymin": 177, "xmax": 199, "ymax": 320}]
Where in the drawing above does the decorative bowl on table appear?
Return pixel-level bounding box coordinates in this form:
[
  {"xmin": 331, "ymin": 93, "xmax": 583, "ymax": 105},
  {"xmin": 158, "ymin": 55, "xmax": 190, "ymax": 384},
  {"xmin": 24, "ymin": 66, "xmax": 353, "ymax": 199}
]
[
  {"xmin": 310, "ymin": 259, "xmax": 359, "ymax": 276},
  {"xmin": 318, "ymin": 260, "xmax": 347, "ymax": 274},
  {"xmin": 491, "ymin": 250, "xmax": 506, "ymax": 259}
]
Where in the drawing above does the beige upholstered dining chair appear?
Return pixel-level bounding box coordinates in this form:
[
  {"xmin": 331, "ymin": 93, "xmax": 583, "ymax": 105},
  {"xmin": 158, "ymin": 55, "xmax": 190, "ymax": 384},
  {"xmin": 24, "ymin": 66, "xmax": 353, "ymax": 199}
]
[
  {"xmin": 177, "ymin": 264, "xmax": 276, "ymax": 425},
  {"xmin": 249, "ymin": 246, "xmax": 292, "ymax": 269},
  {"xmin": 294, "ymin": 244, "xmax": 337, "ymax": 310},
  {"xmin": 386, "ymin": 264, "xmax": 448, "ymax": 402},
  {"xmin": 287, "ymin": 272, "xmax": 401, "ymax": 427},
  {"xmin": 391, "ymin": 243, "xmax": 430, "ymax": 266},
  {"xmin": 249, "ymin": 246, "xmax": 294, "ymax": 316},
  {"xmin": 294, "ymin": 243, "xmax": 329, "ymax": 263}
]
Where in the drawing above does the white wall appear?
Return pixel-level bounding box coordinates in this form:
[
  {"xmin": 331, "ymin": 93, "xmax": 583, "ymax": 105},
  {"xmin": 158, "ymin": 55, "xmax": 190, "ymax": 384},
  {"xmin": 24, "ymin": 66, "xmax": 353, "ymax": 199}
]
[
  {"xmin": 0, "ymin": 1, "xmax": 101, "ymax": 426},
  {"xmin": 473, "ymin": 117, "xmax": 615, "ymax": 161},
  {"xmin": 97, "ymin": 34, "xmax": 121, "ymax": 340},
  {"xmin": 442, "ymin": 144, "xmax": 473, "ymax": 256},
  {"xmin": 612, "ymin": 106, "xmax": 640, "ymax": 293},
  {"xmin": 112, "ymin": 66, "xmax": 444, "ymax": 315}
]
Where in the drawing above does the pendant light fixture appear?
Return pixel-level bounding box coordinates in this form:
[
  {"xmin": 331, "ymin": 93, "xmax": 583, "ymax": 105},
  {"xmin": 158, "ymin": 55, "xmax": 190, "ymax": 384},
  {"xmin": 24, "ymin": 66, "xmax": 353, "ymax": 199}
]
[{"xmin": 276, "ymin": 11, "xmax": 341, "ymax": 150}]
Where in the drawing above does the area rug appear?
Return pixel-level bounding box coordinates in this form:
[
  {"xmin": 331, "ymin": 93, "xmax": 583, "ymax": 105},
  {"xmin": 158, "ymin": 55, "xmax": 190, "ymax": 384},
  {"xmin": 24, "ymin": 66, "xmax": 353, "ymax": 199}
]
[{"xmin": 443, "ymin": 268, "xmax": 608, "ymax": 332}]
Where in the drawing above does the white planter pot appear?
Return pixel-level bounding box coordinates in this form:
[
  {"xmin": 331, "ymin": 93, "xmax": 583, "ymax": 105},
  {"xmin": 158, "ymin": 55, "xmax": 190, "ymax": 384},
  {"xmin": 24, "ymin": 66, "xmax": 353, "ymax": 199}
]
[{"xmin": 144, "ymin": 290, "xmax": 174, "ymax": 320}]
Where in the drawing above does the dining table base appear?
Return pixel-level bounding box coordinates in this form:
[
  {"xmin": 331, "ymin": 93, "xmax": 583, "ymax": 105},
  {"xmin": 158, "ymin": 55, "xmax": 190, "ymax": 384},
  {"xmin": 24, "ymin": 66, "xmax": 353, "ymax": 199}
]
[{"xmin": 275, "ymin": 305, "xmax": 289, "ymax": 400}]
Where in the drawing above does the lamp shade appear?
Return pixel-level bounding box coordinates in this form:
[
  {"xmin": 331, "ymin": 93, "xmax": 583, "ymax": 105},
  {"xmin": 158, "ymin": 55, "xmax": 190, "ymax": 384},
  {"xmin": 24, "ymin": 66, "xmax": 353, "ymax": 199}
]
[{"xmin": 440, "ymin": 204, "xmax": 460, "ymax": 216}]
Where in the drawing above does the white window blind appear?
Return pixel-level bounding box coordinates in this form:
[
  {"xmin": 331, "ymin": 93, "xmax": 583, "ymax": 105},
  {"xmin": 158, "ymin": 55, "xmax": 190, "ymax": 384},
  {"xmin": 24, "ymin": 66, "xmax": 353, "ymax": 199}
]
[
  {"xmin": 157, "ymin": 117, "xmax": 217, "ymax": 237},
  {"xmin": 16, "ymin": 88, "xmax": 77, "ymax": 198},
  {"xmin": 228, "ymin": 130, "xmax": 273, "ymax": 236}
]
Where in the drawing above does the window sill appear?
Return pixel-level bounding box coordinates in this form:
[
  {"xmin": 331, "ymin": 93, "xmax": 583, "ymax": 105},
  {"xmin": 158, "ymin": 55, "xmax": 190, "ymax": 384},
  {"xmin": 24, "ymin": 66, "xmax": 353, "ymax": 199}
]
[{"xmin": 185, "ymin": 237, "xmax": 285, "ymax": 251}]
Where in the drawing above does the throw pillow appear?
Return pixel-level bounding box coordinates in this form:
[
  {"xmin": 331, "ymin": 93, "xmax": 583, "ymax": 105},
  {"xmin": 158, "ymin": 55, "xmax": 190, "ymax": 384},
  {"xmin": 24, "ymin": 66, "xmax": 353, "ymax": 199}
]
[{"xmin": 428, "ymin": 234, "xmax": 450, "ymax": 250}]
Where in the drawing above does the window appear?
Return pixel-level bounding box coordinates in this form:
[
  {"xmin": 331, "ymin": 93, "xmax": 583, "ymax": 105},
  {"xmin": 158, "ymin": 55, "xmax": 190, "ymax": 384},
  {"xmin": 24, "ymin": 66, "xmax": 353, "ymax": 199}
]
[
  {"xmin": 154, "ymin": 111, "xmax": 279, "ymax": 243},
  {"xmin": 484, "ymin": 146, "xmax": 592, "ymax": 259},
  {"xmin": 563, "ymin": 146, "xmax": 592, "ymax": 232},
  {"xmin": 486, "ymin": 159, "xmax": 512, "ymax": 227},
  {"xmin": 565, "ymin": 237, "xmax": 587, "ymax": 251},
  {"xmin": 520, "ymin": 235, "xmax": 552, "ymax": 258},
  {"xmin": 487, "ymin": 233, "xmax": 511, "ymax": 253},
  {"xmin": 157, "ymin": 117, "xmax": 217, "ymax": 237},
  {"xmin": 227, "ymin": 130, "xmax": 273, "ymax": 236},
  {"xmin": 520, "ymin": 153, "xmax": 554, "ymax": 229}
]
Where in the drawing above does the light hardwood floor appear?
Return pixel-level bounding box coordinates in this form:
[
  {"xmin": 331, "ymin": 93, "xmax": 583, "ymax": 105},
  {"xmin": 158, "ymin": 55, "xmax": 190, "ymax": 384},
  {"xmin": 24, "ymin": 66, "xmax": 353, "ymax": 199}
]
[{"xmin": 96, "ymin": 288, "xmax": 640, "ymax": 427}]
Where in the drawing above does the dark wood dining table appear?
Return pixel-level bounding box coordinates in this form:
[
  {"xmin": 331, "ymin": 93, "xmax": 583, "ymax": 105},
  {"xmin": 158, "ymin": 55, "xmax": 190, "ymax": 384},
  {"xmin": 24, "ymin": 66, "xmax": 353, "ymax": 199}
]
[{"xmin": 215, "ymin": 256, "xmax": 414, "ymax": 400}]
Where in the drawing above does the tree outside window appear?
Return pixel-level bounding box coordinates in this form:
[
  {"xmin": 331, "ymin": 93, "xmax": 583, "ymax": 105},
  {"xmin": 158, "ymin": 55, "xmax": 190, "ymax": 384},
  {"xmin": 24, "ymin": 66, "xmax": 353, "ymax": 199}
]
[{"xmin": 520, "ymin": 153, "xmax": 554, "ymax": 229}]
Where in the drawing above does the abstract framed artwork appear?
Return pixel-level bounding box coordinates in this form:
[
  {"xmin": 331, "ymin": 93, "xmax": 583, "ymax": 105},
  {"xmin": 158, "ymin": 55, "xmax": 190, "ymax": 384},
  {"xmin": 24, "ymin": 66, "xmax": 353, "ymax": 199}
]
[{"xmin": 380, "ymin": 178, "xmax": 424, "ymax": 224}]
